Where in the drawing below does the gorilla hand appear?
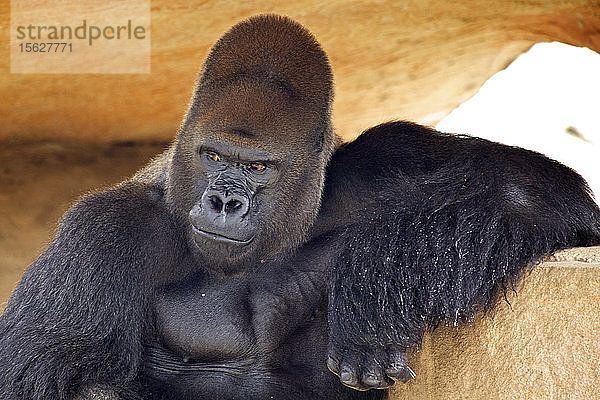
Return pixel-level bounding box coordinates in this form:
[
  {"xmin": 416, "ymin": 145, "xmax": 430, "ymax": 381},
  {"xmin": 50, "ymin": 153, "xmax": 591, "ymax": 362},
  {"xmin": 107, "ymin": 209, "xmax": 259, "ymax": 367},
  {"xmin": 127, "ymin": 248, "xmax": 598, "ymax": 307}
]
[{"xmin": 326, "ymin": 344, "xmax": 414, "ymax": 390}]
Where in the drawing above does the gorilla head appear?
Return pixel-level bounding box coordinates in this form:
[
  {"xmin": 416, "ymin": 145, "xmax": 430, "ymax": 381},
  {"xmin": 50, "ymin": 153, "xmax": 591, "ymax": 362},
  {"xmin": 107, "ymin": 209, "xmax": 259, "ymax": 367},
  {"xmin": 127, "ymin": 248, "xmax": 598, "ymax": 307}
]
[{"xmin": 166, "ymin": 15, "xmax": 335, "ymax": 274}]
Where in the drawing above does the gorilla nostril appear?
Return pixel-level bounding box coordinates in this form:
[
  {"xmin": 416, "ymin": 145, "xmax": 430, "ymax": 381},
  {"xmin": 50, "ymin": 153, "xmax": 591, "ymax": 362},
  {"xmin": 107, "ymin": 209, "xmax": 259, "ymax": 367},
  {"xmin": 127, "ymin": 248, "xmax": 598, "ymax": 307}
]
[
  {"xmin": 224, "ymin": 199, "xmax": 243, "ymax": 215},
  {"xmin": 208, "ymin": 195, "xmax": 223, "ymax": 212}
]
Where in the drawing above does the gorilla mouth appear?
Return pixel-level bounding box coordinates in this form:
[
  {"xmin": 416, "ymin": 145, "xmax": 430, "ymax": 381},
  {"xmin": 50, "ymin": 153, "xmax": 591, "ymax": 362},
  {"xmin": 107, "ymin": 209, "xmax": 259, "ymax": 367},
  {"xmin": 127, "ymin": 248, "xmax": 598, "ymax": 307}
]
[{"xmin": 191, "ymin": 225, "xmax": 254, "ymax": 245}]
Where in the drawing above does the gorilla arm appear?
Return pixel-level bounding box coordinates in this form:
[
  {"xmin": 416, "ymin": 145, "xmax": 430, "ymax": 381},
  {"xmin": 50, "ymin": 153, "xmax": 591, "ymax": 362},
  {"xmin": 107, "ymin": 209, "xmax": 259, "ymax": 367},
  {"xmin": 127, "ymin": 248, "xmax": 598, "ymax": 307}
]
[
  {"xmin": 0, "ymin": 182, "xmax": 182, "ymax": 400},
  {"xmin": 248, "ymin": 236, "xmax": 335, "ymax": 351},
  {"xmin": 320, "ymin": 121, "xmax": 600, "ymax": 390}
]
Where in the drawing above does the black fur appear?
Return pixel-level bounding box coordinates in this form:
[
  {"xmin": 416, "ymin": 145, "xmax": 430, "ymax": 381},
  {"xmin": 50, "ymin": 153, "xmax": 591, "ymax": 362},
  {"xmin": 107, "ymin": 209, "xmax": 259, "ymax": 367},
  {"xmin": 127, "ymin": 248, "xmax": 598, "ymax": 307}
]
[
  {"xmin": 1, "ymin": 15, "xmax": 599, "ymax": 400},
  {"xmin": 324, "ymin": 122, "xmax": 600, "ymax": 389}
]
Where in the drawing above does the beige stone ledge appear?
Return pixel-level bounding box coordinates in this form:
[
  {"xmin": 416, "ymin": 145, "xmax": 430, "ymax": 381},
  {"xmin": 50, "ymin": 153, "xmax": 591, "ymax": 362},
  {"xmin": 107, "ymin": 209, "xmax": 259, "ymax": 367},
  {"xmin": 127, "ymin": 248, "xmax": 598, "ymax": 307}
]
[{"xmin": 388, "ymin": 246, "xmax": 600, "ymax": 400}]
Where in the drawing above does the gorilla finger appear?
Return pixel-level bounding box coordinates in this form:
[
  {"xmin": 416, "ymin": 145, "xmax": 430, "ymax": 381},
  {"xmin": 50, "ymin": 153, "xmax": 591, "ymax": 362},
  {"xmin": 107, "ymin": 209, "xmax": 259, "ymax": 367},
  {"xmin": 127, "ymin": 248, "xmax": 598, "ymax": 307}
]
[
  {"xmin": 361, "ymin": 365, "xmax": 394, "ymax": 389},
  {"xmin": 338, "ymin": 362, "xmax": 366, "ymax": 390},
  {"xmin": 385, "ymin": 350, "xmax": 414, "ymax": 383},
  {"xmin": 326, "ymin": 355, "xmax": 340, "ymax": 375}
]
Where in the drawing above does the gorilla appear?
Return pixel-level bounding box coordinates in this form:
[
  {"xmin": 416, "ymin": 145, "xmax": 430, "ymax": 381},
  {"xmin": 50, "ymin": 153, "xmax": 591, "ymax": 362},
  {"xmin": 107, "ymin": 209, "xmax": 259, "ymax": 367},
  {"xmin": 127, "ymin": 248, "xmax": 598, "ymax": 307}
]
[{"xmin": 1, "ymin": 14, "xmax": 599, "ymax": 400}]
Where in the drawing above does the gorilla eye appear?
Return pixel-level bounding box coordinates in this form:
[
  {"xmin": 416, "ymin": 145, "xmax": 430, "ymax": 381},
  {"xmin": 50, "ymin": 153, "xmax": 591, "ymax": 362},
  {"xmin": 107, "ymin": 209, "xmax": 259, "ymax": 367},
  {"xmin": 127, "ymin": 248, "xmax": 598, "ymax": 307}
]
[
  {"xmin": 206, "ymin": 151, "xmax": 222, "ymax": 162},
  {"xmin": 249, "ymin": 162, "xmax": 267, "ymax": 172}
]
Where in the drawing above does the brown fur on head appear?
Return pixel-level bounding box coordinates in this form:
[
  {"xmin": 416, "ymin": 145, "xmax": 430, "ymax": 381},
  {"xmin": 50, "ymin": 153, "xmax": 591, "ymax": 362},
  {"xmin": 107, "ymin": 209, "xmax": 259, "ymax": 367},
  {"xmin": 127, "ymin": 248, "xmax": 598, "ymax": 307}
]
[
  {"xmin": 199, "ymin": 15, "xmax": 332, "ymax": 110},
  {"xmin": 166, "ymin": 15, "xmax": 336, "ymax": 272}
]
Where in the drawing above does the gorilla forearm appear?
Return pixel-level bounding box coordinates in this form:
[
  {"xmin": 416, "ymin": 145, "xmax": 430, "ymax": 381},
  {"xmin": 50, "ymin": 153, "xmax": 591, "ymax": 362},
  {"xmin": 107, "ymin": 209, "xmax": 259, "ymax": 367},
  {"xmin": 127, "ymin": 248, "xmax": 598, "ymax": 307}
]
[
  {"xmin": 324, "ymin": 122, "xmax": 600, "ymax": 390},
  {"xmin": 0, "ymin": 183, "xmax": 181, "ymax": 399}
]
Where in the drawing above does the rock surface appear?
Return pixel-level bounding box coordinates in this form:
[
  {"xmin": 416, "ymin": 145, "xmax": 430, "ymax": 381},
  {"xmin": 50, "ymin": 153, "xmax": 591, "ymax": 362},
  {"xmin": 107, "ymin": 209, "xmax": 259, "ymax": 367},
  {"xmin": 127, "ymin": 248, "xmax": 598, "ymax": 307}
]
[{"xmin": 2, "ymin": 0, "xmax": 599, "ymax": 143}]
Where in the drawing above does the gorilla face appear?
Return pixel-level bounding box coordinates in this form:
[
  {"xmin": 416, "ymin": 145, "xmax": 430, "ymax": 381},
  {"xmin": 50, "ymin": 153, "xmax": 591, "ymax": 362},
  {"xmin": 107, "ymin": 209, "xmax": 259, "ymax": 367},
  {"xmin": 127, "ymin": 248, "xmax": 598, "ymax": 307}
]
[
  {"xmin": 187, "ymin": 139, "xmax": 280, "ymax": 264},
  {"xmin": 189, "ymin": 145, "xmax": 278, "ymax": 246},
  {"xmin": 168, "ymin": 79, "xmax": 332, "ymax": 274}
]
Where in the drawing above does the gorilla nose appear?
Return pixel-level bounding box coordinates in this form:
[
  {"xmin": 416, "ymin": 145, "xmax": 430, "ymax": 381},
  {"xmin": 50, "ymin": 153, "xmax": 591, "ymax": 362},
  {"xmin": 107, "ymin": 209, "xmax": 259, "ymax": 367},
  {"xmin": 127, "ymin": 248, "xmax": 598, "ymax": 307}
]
[
  {"xmin": 189, "ymin": 191, "xmax": 254, "ymax": 245},
  {"xmin": 203, "ymin": 190, "xmax": 249, "ymax": 219}
]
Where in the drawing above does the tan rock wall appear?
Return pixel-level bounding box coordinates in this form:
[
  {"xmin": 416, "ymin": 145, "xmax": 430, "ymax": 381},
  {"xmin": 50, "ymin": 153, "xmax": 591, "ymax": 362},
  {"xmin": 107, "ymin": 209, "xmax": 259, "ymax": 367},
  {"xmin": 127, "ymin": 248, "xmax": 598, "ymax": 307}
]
[{"xmin": 1, "ymin": 0, "xmax": 599, "ymax": 143}]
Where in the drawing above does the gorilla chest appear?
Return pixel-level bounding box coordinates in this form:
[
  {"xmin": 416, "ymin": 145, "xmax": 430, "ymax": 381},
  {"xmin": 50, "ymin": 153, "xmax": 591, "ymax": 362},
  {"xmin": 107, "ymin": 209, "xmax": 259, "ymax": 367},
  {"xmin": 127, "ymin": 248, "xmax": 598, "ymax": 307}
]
[{"xmin": 154, "ymin": 276, "xmax": 258, "ymax": 360}]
